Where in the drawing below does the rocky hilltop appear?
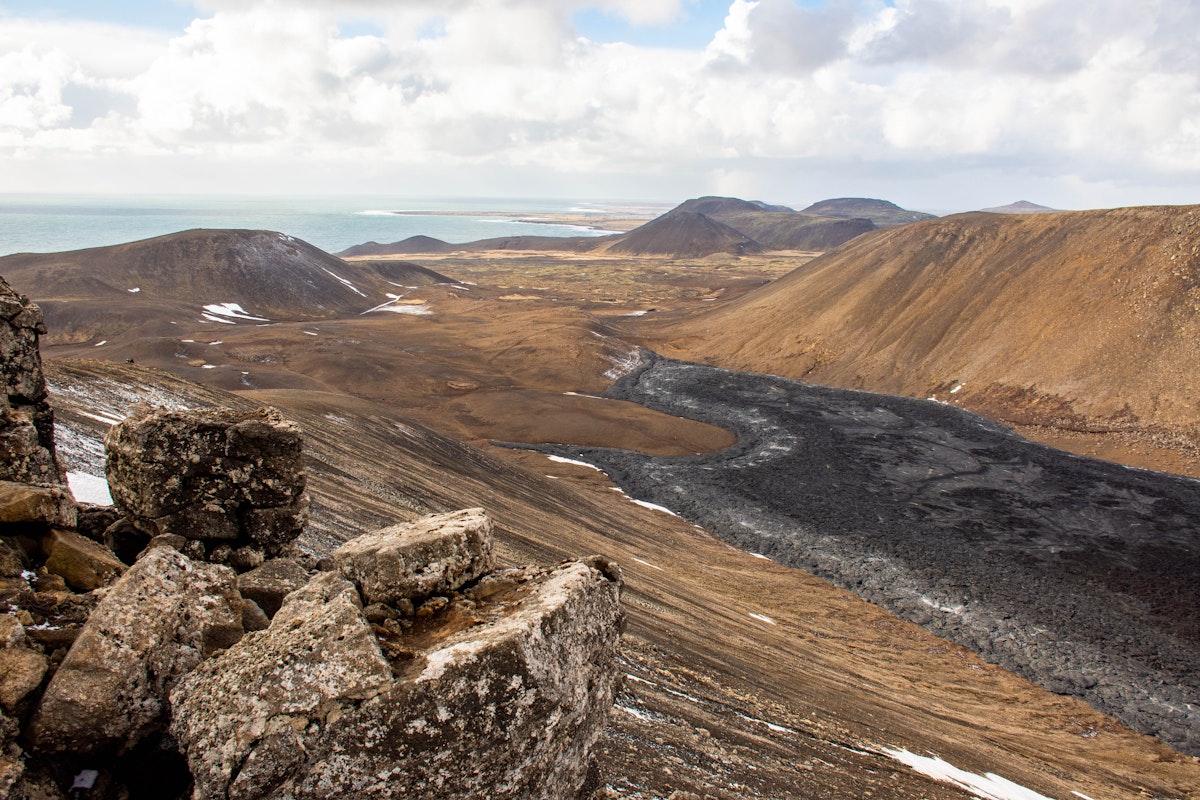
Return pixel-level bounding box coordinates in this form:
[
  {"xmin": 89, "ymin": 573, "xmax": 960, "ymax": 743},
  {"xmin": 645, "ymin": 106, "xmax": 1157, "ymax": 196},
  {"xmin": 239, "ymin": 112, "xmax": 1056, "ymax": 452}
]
[{"xmin": 0, "ymin": 275, "xmax": 623, "ymax": 799}]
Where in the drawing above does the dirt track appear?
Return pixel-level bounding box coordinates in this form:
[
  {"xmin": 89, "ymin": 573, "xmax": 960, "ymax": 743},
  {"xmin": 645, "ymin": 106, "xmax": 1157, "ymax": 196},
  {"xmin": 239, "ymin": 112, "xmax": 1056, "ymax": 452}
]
[{"xmin": 513, "ymin": 352, "xmax": 1200, "ymax": 756}]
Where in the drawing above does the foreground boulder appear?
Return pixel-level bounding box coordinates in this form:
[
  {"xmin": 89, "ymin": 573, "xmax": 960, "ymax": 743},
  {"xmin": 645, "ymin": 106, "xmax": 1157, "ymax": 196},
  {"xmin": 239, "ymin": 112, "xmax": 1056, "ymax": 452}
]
[
  {"xmin": 173, "ymin": 515, "xmax": 624, "ymax": 800},
  {"xmin": 29, "ymin": 547, "xmax": 244, "ymax": 754},
  {"xmin": 105, "ymin": 405, "xmax": 308, "ymax": 567}
]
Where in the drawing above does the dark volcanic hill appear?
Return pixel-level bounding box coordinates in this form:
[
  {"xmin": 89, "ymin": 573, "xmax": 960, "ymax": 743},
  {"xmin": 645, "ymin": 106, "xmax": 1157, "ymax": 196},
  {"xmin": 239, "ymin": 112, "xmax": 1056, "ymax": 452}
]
[
  {"xmin": 981, "ymin": 200, "xmax": 1059, "ymax": 214},
  {"xmin": 640, "ymin": 205, "xmax": 1200, "ymax": 450},
  {"xmin": 0, "ymin": 229, "xmax": 449, "ymax": 342},
  {"xmin": 605, "ymin": 211, "xmax": 764, "ymax": 257},
  {"xmin": 645, "ymin": 196, "xmax": 876, "ymax": 251},
  {"xmin": 338, "ymin": 235, "xmax": 457, "ymax": 256},
  {"xmin": 801, "ymin": 197, "xmax": 936, "ymax": 227},
  {"xmin": 673, "ymin": 196, "xmax": 795, "ymax": 215}
]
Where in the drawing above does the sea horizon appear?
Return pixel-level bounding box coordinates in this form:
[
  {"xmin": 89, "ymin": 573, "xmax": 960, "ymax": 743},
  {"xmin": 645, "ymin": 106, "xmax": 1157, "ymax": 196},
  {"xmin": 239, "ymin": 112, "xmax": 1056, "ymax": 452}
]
[{"xmin": 0, "ymin": 193, "xmax": 672, "ymax": 257}]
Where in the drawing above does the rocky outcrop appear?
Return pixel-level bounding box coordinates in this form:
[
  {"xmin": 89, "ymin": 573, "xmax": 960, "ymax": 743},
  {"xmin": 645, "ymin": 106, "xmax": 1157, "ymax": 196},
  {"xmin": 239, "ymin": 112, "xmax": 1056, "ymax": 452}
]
[
  {"xmin": 29, "ymin": 547, "xmax": 244, "ymax": 754},
  {"xmin": 0, "ymin": 276, "xmax": 62, "ymax": 487},
  {"xmin": 173, "ymin": 515, "xmax": 623, "ymax": 800},
  {"xmin": 105, "ymin": 405, "xmax": 309, "ymax": 568}
]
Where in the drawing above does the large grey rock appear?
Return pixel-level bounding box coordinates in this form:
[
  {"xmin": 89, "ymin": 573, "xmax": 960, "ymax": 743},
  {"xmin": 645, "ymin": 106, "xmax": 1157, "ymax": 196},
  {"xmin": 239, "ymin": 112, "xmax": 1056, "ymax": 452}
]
[
  {"xmin": 172, "ymin": 557, "xmax": 623, "ymax": 800},
  {"xmin": 104, "ymin": 405, "xmax": 308, "ymax": 561},
  {"xmin": 0, "ymin": 277, "xmax": 62, "ymax": 487},
  {"xmin": 333, "ymin": 508, "xmax": 494, "ymax": 605},
  {"xmin": 28, "ymin": 547, "xmax": 244, "ymax": 754}
]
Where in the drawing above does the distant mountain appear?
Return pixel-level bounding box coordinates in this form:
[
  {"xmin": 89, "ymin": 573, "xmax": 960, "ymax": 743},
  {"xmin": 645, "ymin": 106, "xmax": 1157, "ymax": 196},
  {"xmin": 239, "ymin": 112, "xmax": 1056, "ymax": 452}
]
[
  {"xmin": 612, "ymin": 197, "xmax": 874, "ymax": 254},
  {"xmin": 673, "ymin": 196, "xmax": 795, "ymax": 215},
  {"xmin": 338, "ymin": 235, "xmax": 457, "ymax": 256},
  {"xmin": 980, "ymin": 200, "xmax": 1059, "ymax": 214},
  {"xmin": 605, "ymin": 211, "xmax": 763, "ymax": 257},
  {"xmin": 801, "ymin": 198, "xmax": 936, "ymax": 228},
  {"xmin": 647, "ymin": 205, "xmax": 1200, "ymax": 438}
]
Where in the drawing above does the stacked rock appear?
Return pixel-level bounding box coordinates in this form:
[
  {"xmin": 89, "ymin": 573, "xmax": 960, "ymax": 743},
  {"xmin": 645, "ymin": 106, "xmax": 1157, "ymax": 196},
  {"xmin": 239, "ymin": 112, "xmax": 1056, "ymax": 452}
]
[{"xmin": 104, "ymin": 405, "xmax": 309, "ymax": 571}]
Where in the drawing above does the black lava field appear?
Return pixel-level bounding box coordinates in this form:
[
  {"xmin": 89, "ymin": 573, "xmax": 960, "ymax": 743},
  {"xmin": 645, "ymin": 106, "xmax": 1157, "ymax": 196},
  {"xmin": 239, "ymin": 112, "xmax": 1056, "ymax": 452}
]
[{"xmin": 514, "ymin": 353, "xmax": 1200, "ymax": 755}]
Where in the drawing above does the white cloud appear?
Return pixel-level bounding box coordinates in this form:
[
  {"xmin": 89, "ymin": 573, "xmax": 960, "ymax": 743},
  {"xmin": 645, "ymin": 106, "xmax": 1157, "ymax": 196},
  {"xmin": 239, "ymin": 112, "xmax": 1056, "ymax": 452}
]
[{"xmin": 0, "ymin": 0, "xmax": 1198, "ymax": 207}]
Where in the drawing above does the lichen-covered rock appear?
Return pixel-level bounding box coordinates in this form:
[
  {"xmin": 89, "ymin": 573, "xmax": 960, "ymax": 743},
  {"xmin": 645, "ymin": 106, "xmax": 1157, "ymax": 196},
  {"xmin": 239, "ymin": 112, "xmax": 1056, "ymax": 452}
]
[
  {"xmin": 42, "ymin": 528, "xmax": 126, "ymax": 591},
  {"xmin": 236, "ymin": 558, "xmax": 311, "ymax": 618},
  {"xmin": 171, "ymin": 572, "xmax": 393, "ymax": 800},
  {"xmin": 28, "ymin": 547, "xmax": 244, "ymax": 754},
  {"xmin": 0, "ymin": 277, "xmax": 62, "ymax": 487},
  {"xmin": 333, "ymin": 508, "xmax": 494, "ymax": 605},
  {"xmin": 172, "ymin": 557, "xmax": 623, "ymax": 800},
  {"xmin": 104, "ymin": 405, "xmax": 308, "ymax": 563}
]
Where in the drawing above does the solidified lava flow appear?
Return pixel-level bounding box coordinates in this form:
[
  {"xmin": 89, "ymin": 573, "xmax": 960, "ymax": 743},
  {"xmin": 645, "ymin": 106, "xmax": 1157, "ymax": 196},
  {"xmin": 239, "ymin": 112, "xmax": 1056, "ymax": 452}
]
[{"xmin": 515, "ymin": 352, "xmax": 1200, "ymax": 756}]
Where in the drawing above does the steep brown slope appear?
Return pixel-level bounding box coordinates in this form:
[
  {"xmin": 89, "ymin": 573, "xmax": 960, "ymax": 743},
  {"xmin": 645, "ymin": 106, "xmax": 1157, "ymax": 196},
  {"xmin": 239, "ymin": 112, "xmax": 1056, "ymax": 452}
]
[
  {"xmin": 638, "ymin": 206, "xmax": 1200, "ymax": 450},
  {"xmin": 44, "ymin": 358, "xmax": 1200, "ymax": 800}
]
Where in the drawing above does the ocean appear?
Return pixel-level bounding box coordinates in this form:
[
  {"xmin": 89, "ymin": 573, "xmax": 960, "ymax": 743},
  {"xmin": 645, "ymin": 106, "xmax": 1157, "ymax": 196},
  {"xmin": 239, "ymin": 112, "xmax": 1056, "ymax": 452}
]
[{"xmin": 0, "ymin": 195, "xmax": 650, "ymax": 257}]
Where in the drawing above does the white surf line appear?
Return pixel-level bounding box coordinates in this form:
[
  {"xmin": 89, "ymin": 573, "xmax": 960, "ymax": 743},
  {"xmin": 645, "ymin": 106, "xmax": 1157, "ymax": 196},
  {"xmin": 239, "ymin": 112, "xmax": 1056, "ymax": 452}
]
[
  {"xmin": 631, "ymin": 557, "xmax": 664, "ymax": 572},
  {"xmin": 748, "ymin": 613, "xmax": 776, "ymax": 624},
  {"xmin": 321, "ymin": 267, "xmax": 367, "ymax": 297},
  {"xmin": 880, "ymin": 748, "xmax": 1055, "ymax": 800}
]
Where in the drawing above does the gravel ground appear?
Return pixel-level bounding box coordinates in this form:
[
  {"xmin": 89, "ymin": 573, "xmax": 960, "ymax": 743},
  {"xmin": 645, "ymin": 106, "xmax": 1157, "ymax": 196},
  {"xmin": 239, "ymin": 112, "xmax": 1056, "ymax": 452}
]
[{"xmin": 513, "ymin": 352, "xmax": 1200, "ymax": 756}]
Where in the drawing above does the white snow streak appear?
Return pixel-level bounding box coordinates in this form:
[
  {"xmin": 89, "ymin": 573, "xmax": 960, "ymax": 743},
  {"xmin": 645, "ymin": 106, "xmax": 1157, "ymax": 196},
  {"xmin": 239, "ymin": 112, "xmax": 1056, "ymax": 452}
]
[
  {"xmin": 546, "ymin": 455, "xmax": 604, "ymax": 472},
  {"xmin": 630, "ymin": 498, "xmax": 680, "ymax": 517},
  {"xmin": 882, "ymin": 748, "xmax": 1054, "ymax": 800},
  {"xmin": 631, "ymin": 557, "xmax": 664, "ymax": 572},
  {"xmin": 748, "ymin": 613, "xmax": 776, "ymax": 624},
  {"xmin": 321, "ymin": 267, "xmax": 367, "ymax": 297}
]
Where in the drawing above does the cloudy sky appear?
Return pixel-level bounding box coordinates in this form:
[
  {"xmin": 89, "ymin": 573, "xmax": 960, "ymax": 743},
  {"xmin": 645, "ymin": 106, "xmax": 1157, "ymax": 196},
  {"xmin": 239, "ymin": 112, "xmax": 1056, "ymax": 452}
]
[{"xmin": 2, "ymin": 0, "xmax": 1198, "ymax": 210}]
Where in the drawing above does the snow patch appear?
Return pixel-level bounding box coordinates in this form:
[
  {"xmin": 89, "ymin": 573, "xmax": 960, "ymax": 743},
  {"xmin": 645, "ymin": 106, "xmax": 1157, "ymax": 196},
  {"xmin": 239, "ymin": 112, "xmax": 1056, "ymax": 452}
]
[
  {"xmin": 94, "ymin": 340, "xmax": 107, "ymax": 347},
  {"xmin": 127, "ymin": 287, "xmax": 140, "ymax": 293},
  {"xmin": 882, "ymin": 748, "xmax": 1054, "ymax": 800},
  {"xmin": 623, "ymin": 310, "xmax": 648, "ymax": 317},
  {"xmin": 66, "ymin": 472, "xmax": 112, "ymax": 506},
  {"xmin": 748, "ymin": 613, "xmax": 775, "ymax": 624},
  {"xmin": 631, "ymin": 557, "xmax": 664, "ymax": 572},
  {"xmin": 304, "ymin": 331, "xmax": 319, "ymax": 336},
  {"xmin": 737, "ymin": 713, "xmax": 796, "ymax": 735},
  {"xmin": 950, "ymin": 383, "xmax": 965, "ymax": 394},
  {"xmin": 750, "ymin": 552, "xmax": 771, "ymax": 560},
  {"xmin": 376, "ymin": 305, "xmax": 432, "ymax": 316},
  {"xmin": 202, "ymin": 303, "xmax": 269, "ymax": 322}
]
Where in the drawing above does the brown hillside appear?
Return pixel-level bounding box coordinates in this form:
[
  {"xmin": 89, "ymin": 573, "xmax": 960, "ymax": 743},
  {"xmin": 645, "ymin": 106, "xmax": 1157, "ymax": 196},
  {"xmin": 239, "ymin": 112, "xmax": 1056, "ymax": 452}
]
[
  {"xmin": 0, "ymin": 229, "xmax": 450, "ymax": 342},
  {"xmin": 653, "ymin": 196, "xmax": 876, "ymax": 251},
  {"xmin": 338, "ymin": 235, "xmax": 457, "ymax": 256},
  {"xmin": 801, "ymin": 197, "xmax": 936, "ymax": 227},
  {"xmin": 638, "ymin": 205, "xmax": 1200, "ymax": 447}
]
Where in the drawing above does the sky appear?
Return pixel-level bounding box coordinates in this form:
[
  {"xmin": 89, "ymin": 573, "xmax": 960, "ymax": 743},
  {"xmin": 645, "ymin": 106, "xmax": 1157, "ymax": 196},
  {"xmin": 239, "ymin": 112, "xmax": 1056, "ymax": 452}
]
[{"xmin": 1, "ymin": 0, "xmax": 1198, "ymax": 211}]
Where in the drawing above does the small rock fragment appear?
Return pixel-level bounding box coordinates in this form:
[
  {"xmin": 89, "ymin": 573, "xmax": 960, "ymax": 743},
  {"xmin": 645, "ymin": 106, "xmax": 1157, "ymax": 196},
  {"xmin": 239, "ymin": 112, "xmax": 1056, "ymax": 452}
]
[
  {"xmin": 236, "ymin": 558, "xmax": 311, "ymax": 618},
  {"xmin": 42, "ymin": 528, "xmax": 126, "ymax": 591}
]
